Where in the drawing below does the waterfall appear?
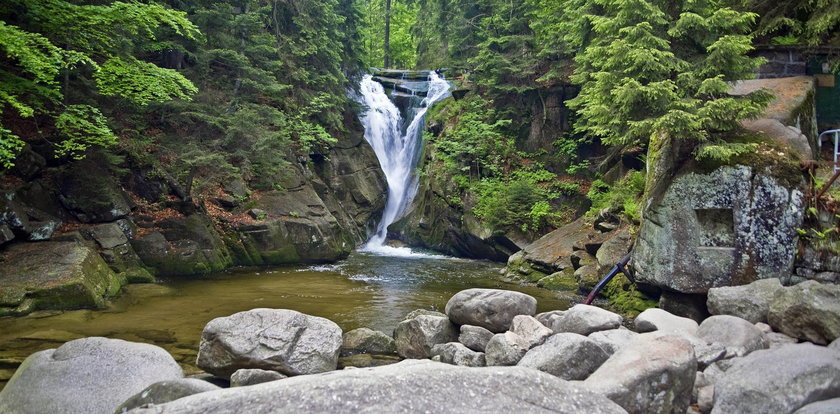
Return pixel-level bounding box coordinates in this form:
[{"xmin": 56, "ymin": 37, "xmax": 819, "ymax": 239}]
[{"xmin": 356, "ymin": 71, "xmax": 451, "ymax": 254}]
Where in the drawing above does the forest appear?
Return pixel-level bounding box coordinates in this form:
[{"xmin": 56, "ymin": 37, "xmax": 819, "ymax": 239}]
[{"xmin": 1, "ymin": 0, "xmax": 837, "ymax": 237}]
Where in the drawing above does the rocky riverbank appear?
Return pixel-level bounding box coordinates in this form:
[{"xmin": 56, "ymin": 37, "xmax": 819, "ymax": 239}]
[{"xmin": 1, "ymin": 284, "xmax": 838, "ymax": 413}]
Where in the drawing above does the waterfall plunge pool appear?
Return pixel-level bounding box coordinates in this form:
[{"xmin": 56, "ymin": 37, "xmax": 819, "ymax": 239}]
[{"xmin": 0, "ymin": 252, "xmax": 569, "ymax": 389}]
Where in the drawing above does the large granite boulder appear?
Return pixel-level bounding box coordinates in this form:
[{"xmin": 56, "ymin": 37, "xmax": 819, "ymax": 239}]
[
  {"xmin": 196, "ymin": 309, "xmax": 342, "ymax": 378},
  {"xmin": 697, "ymin": 315, "xmax": 768, "ymax": 358},
  {"xmin": 794, "ymin": 399, "xmax": 840, "ymax": 414},
  {"xmin": 458, "ymin": 324, "xmax": 494, "ymax": 352},
  {"xmin": 634, "ymin": 166, "xmax": 804, "ymax": 294},
  {"xmin": 0, "ymin": 241, "xmax": 125, "ymax": 316},
  {"xmin": 509, "ymin": 315, "xmax": 553, "ymax": 348},
  {"xmin": 485, "ymin": 332, "xmax": 530, "ymax": 366},
  {"xmin": 588, "ymin": 328, "xmax": 639, "ymax": 356},
  {"xmin": 445, "ymin": 289, "xmax": 537, "ymax": 333},
  {"xmin": 341, "ymin": 328, "xmax": 396, "ymax": 356},
  {"xmin": 768, "ymin": 280, "xmax": 840, "ymax": 345},
  {"xmin": 230, "ymin": 369, "xmax": 287, "ymax": 387},
  {"xmin": 518, "ymin": 333, "xmax": 609, "ymax": 380},
  {"xmin": 115, "ymin": 379, "xmax": 219, "ymax": 413},
  {"xmin": 502, "ymin": 217, "xmax": 595, "ymax": 281},
  {"xmin": 583, "ymin": 333, "xmax": 697, "ymax": 414},
  {"xmin": 127, "ymin": 360, "xmax": 627, "ymax": 413},
  {"xmin": 0, "ymin": 337, "xmax": 183, "ymax": 414},
  {"xmin": 394, "ymin": 314, "xmax": 457, "ymax": 359},
  {"xmin": 712, "ymin": 343, "xmax": 840, "ymax": 414},
  {"xmin": 540, "ymin": 304, "xmax": 623, "ymax": 335},
  {"xmin": 430, "ymin": 342, "xmax": 486, "ymax": 367},
  {"xmin": 232, "ymin": 186, "xmax": 355, "ymax": 265},
  {"xmin": 0, "ymin": 193, "xmax": 62, "ymax": 242},
  {"xmin": 707, "ymin": 278, "xmax": 784, "ymax": 323},
  {"xmin": 634, "ymin": 308, "xmax": 699, "ymax": 336},
  {"xmin": 82, "ymin": 222, "xmax": 153, "ymax": 282},
  {"xmin": 730, "ymin": 76, "xmax": 817, "ymax": 158}
]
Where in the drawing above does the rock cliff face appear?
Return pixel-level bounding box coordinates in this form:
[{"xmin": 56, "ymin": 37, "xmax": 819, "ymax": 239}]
[
  {"xmin": 0, "ymin": 117, "xmax": 386, "ymax": 313},
  {"xmin": 389, "ymin": 172, "xmax": 523, "ymax": 262}
]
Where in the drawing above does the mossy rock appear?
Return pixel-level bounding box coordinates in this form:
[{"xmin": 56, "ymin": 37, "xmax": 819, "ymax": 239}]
[
  {"xmin": 131, "ymin": 215, "xmax": 234, "ymax": 276},
  {"xmin": 121, "ymin": 267, "xmax": 156, "ymax": 284},
  {"xmin": 0, "ymin": 241, "xmax": 125, "ymax": 315},
  {"xmin": 537, "ymin": 269, "xmax": 578, "ymax": 291},
  {"xmin": 602, "ymin": 275, "xmax": 658, "ymax": 316}
]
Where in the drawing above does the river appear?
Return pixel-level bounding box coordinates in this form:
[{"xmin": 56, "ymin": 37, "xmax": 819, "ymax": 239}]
[{"xmin": 0, "ymin": 252, "xmax": 569, "ymax": 389}]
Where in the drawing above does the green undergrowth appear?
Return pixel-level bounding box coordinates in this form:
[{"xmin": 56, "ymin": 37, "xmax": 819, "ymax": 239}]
[
  {"xmin": 424, "ymin": 94, "xmax": 587, "ymax": 234},
  {"xmin": 586, "ymin": 170, "xmax": 646, "ymax": 224}
]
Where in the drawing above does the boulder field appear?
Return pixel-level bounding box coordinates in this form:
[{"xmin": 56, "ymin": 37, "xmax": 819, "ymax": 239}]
[{"xmin": 1, "ymin": 286, "xmax": 839, "ymax": 414}]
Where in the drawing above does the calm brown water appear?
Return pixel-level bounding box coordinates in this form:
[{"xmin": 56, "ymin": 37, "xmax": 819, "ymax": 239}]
[{"xmin": 0, "ymin": 252, "xmax": 569, "ymax": 388}]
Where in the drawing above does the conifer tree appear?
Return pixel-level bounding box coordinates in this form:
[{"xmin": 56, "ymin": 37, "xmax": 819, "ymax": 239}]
[{"xmin": 567, "ymin": 0, "xmax": 769, "ymax": 148}]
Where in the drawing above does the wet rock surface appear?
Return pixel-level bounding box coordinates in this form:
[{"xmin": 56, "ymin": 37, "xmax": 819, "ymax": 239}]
[
  {"xmin": 341, "ymin": 328, "xmax": 397, "ymax": 356},
  {"xmin": 0, "ymin": 241, "xmax": 125, "ymax": 316}
]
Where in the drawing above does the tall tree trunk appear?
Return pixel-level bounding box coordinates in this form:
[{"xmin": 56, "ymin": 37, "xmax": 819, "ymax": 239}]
[{"xmin": 384, "ymin": 0, "xmax": 392, "ymax": 68}]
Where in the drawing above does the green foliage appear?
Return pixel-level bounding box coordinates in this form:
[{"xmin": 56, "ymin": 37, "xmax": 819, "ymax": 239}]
[
  {"xmin": 694, "ymin": 140, "xmax": 759, "ymax": 162},
  {"xmin": 0, "ymin": 0, "xmax": 200, "ymax": 167},
  {"xmin": 737, "ymin": 0, "xmax": 840, "ymax": 52},
  {"xmin": 412, "ymin": 0, "xmax": 486, "ymax": 68},
  {"xmin": 469, "ymin": 1, "xmax": 541, "ymax": 95},
  {"xmin": 586, "ymin": 171, "xmax": 646, "ymax": 223},
  {"xmin": 356, "ymin": 0, "xmax": 418, "ymax": 68},
  {"xmin": 430, "ymin": 96, "xmax": 514, "ymax": 179},
  {"xmin": 0, "ymin": 127, "xmax": 24, "ymax": 168},
  {"xmin": 54, "ymin": 105, "xmax": 118, "ymax": 159},
  {"xmin": 95, "ymin": 57, "xmax": 197, "ymax": 106},
  {"xmin": 567, "ymin": 0, "xmax": 768, "ymax": 148}
]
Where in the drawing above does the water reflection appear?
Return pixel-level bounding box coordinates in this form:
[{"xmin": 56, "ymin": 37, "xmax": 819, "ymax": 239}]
[{"xmin": 0, "ymin": 252, "xmax": 569, "ymax": 388}]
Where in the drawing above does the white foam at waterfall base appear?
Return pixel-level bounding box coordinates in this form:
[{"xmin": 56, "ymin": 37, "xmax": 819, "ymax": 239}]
[{"xmin": 355, "ymin": 72, "xmax": 451, "ymax": 258}]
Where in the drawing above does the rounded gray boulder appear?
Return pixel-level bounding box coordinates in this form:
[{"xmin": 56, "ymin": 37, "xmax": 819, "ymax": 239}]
[
  {"xmin": 697, "ymin": 315, "xmax": 768, "ymax": 358},
  {"xmin": 768, "ymin": 280, "xmax": 840, "ymax": 345},
  {"xmin": 445, "ymin": 289, "xmax": 537, "ymax": 333},
  {"xmin": 115, "ymin": 378, "xmax": 219, "ymax": 413},
  {"xmin": 341, "ymin": 328, "xmax": 396, "ymax": 356},
  {"xmin": 196, "ymin": 308, "xmax": 342, "ymax": 378},
  {"xmin": 712, "ymin": 343, "xmax": 840, "ymax": 414},
  {"xmin": 0, "ymin": 337, "xmax": 183, "ymax": 414},
  {"xmin": 126, "ymin": 360, "xmax": 627, "ymax": 413},
  {"xmin": 518, "ymin": 333, "xmax": 609, "ymax": 380},
  {"xmin": 393, "ymin": 314, "xmax": 457, "ymax": 359}
]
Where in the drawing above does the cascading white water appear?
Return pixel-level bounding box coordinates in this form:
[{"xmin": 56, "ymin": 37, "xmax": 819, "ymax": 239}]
[{"xmin": 356, "ymin": 71, "xmax": 451, "ymax": 255}]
